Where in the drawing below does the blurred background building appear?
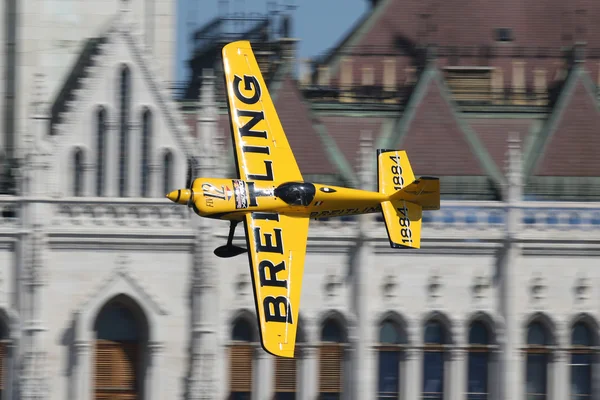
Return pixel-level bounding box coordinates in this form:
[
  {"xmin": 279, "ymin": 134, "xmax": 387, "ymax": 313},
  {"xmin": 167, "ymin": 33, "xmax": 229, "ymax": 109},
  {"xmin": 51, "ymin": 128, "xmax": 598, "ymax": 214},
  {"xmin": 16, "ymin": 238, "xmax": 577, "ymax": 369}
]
[{"xmin": 1, "ymin": 0, "xmax": 600, "ymax": 399}]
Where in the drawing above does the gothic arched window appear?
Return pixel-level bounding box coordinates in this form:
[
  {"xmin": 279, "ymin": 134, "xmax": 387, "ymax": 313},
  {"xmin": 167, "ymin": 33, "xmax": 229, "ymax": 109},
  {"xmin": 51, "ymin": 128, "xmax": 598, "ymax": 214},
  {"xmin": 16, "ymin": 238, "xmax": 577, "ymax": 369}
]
[
  {"xmin": 162, "ymin": 150, "xmax": 173, "ymax": 195},
  {"xmin": 319, "ymin": 317, "xmax": 345, "ymax": 399},
  {"xmin": 93, "ymin": 296, "xmax": 148, "ymax": 399},
  {"xmin": 118, "ymin": 64, "xmax": 131, "ymax": 197},
  {"xmin": 423, "ymin": 320, "xmax": 447, "ymax": 400},
  {"xmin": 229, "ymin": 317, "xmax": 255, "ymax": 399},
  {"xmin": 73, "ymin": 147, "xmax": 84, "ymax": 197},
  {"xmin": 140, "ymin": 107, "xmax": 152, "ymax": 197},
  {"xmin": 96, "ymin": 106, "xmax": 106, "ymax": 196},
  {"xmin": 526, "ymin": 321, "xmax": 551, "ymax": 400},
  {"xmin": 467, "ymin": 320, "xmax": 491, "ymax": 400},
  {"xmin": 570, "ymin": 321, "xmax": 594, "ymax": 399},
  {"xmin": 377, "ymin": 319, "xmax": 405, "ymax": 399}
]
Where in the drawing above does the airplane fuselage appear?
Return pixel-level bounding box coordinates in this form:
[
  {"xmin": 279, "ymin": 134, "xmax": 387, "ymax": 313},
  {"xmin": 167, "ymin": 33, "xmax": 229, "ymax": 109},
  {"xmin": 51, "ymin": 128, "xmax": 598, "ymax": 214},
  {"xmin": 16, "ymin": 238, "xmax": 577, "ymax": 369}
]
[{"xmin": 170, "ymin": 177, "xmax": 388, "ymax": 221}]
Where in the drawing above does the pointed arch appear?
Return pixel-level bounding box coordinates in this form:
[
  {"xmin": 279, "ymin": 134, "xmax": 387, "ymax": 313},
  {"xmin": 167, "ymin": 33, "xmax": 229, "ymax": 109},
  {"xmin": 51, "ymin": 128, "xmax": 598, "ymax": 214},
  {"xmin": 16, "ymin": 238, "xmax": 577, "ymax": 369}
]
[
  {"xmin": 569, "ymin": 314, "xmax": 598, "ymax": 399},
  {"xmin": 318, "ymin": 311, "xmax": 348, "ymax": 399},
  {"xmin": 523, "ymin": 312, "xmax": 557, "ymax": 345},
  {"xmin": 140, "ymin": 107, "xmax": 152, "ymax": 197},
  {"xmin": 162, "ymin": 149, "xmax": 174, "ymax": 195},
  {"xmin": 377, "ymin": 312, "xmax": 408, "ymax": 400},
  {"xmin": 93, "ymin": 294, "xmax": 149, "ymax": 400},
  {"xmin": 74, "ymin": 264, "xmax": 166, "ymax": 400},
  {"xmin": 525, "ymin": 314, "xmax": 554, "ymax": 400},
  {"xmin": 229, "ymin": 311, "xmax": 257, "ymax": 399},
  {"xmin": 467, "ymin": 314, "xmax": 495, "ymax": 400},
  {"xmin": 118, "ymin": 64, "xmax": 131, "ymax": 197},
  {"xmin": 422, "ymin": 312, "xmax": 453, "ymax": 400},
  {"xmin": 73, "ymin": 147, "xmax": 85, "ymax": 196},
  {"xmin": 95, "ymin": 106, "xmax": 107, "ymax": 196}
]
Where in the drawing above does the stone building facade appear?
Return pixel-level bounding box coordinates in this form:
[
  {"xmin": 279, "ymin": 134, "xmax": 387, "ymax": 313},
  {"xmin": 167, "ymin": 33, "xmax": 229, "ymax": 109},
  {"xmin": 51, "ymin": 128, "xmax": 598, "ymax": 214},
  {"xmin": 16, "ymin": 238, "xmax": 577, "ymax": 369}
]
[{"xmin": 1, "ymin": 0, "xmax": 600, "ymax": 399}]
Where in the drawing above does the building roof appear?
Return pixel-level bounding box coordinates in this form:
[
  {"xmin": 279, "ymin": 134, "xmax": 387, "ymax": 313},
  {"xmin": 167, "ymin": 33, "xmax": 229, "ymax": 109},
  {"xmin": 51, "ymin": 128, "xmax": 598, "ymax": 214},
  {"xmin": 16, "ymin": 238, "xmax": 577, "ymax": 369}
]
[
  {"xmin": 182, "ymin": 2, "xmax": 600, "ymax": 199},
  {"xmin": 525, "ymin": 62, "xmax": 600, "ymax": 177}
]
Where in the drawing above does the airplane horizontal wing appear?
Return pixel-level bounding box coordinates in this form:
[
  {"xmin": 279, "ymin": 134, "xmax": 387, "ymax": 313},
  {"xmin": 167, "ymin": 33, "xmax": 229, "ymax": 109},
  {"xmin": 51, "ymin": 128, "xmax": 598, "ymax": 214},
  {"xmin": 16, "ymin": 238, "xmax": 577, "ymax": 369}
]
[
  {"xmin": 222, "ymin": 40, "xmax": 303, "ymax": 183},
  {"xmin": 243, "ymin": 211, "xmax": 309, "ymax": 358}
]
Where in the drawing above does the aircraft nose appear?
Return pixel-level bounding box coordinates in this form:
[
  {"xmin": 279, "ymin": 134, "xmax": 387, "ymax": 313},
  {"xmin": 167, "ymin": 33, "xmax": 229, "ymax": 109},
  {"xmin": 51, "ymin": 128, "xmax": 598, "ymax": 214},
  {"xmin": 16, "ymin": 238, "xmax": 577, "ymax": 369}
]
[{"xmin": 166, "ymin": 189, "xmax": 192, "ymax": 205}]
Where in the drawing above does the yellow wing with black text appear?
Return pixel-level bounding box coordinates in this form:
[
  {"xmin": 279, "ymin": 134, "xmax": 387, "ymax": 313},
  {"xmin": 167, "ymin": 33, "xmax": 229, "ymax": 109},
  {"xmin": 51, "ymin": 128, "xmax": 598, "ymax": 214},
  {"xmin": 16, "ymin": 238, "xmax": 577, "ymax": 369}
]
[
  {"xmin": 243, "ymin": 211, "xmax": 309, "ymax": 358},
  {"xmin": 222, "ymin": 40, "xmax": 303, "ymax": 183}
]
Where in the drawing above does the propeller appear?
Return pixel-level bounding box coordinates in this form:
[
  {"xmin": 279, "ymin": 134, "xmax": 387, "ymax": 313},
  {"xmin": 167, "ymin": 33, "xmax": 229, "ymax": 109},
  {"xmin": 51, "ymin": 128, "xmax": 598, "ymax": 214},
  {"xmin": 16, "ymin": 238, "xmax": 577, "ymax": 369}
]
[{"xmin": 186, "ymin": 158, "xmax": 195, "ymax": 209}]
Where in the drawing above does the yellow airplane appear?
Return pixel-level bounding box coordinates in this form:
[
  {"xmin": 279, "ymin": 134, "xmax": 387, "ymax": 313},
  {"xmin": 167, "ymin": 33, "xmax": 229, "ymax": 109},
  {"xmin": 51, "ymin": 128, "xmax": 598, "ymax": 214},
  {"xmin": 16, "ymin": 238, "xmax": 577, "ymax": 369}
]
[{"xmin": 166, "ymin": 40, "xmax": 440, "ymax": 358}]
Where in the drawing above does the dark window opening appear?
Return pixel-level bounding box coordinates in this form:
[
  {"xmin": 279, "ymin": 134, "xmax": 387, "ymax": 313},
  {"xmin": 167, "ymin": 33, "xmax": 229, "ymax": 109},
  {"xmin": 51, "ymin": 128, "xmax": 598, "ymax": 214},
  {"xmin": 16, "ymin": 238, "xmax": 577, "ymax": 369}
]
[{"xmin": 495, "ymin": 28, "xmax": 513, "ymax": 42}]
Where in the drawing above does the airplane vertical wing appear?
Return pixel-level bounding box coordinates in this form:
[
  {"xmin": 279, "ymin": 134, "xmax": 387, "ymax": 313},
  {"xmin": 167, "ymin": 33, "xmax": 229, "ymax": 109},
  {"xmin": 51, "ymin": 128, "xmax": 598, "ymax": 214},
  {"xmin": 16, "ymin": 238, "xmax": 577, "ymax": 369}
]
[
  {"xmin": 244, "ymin": 211, "xmax": 309, "ymax": 358},
  {"xmin": 222, "ymin": 40, "xmax": 308, "ymax": 357},
  {"xmin": 222, "ymin": 40, "xmax": 303, "ymax": 182}
]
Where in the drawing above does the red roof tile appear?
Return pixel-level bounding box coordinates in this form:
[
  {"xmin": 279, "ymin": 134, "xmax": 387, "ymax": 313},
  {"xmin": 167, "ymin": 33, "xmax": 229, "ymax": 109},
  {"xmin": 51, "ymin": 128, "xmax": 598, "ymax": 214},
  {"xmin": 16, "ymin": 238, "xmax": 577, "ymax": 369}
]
[
  {"xmin": 468, "ymin": 118, "xmax": 537, "ymax": 175},
  {"xmin": 398, "ymin": 78, "xmax": 485, "ymax": 176},
  {"xmin": 274, "ymin": 77, "xmax": 335, "ymax": 175},
  {"xmin": 534, "ymin": 78, "xmax": 600, "ymax": 176},
  {"xmin": 325, "ymin": 0, "xmax": 600, "ymax": 89},
  {"xmin": 321, "ymin": 116, "xmax": 384, "ymax": 172}
]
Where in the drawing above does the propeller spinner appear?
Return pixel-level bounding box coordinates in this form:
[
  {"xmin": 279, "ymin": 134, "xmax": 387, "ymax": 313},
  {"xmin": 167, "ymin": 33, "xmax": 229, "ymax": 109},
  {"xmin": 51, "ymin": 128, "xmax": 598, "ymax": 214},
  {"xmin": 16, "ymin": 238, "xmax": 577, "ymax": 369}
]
[{"xmin": 165, "ymin": 159, "xmax": 195, "ymax": 207}]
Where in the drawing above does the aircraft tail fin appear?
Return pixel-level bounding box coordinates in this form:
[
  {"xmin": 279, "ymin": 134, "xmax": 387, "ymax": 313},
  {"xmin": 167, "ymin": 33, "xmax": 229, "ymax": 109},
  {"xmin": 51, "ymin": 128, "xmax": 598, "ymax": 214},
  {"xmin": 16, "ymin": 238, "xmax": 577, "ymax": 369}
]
[
  {"xmin": 376, "ymin": 149, "xmax": 440, "ymax": 249},
  {"xmin": 380, "ymin": 200, "xmax": 422, "ymax": 249},
  {"xmin": 376, "ymin": 149, "xmax": 440, "ymax": 211}
]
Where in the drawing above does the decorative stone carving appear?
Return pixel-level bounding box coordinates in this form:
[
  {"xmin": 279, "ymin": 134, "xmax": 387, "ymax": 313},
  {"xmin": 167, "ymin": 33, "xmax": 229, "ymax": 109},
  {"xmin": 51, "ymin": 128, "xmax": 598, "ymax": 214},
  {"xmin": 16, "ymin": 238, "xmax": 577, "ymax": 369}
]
[
  {"xmin": 472, "ymin": 274, "xmax": 490, "ymax": 300},
  {"xmin": 530, "ymin": 275, "xmax": 547, "ymax": 301},
  {"xmin": 381, "ymin": 274, "xmax": 397, "ymax": 299},
  {"xmin": 51, "ymin": 201, "xmax": 190, "ymax": 228},
  {"xmin": 324, "ymin": 273, "xmax": 342, "ymax": 298},
  {"xmin": 78, "ymin": 259, "xmax": 168, "ymax": 316},
  {"xmin": 234, "ymin": 273, "xmax": 250, "ymax": 297},
  {"xmin": 574, "ymin": 275, "xmax": 591, "ymax": 302},
  {"xmin": 427, "ymin": 272, "xmax": 442, "ymax": 298}
]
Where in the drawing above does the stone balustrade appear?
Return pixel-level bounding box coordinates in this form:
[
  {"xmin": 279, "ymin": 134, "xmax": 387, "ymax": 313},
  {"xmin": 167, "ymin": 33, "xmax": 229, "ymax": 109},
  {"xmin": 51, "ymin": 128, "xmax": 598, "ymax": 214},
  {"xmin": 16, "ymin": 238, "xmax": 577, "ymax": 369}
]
[
  {"xmin": 43, "ymin": 197, "xmax": 191, "ymax": 230},
  {"xmin": 306, "ymin": 200, "xmax": 600, "ymax": 242},
  {"xmin": 0, "ymin": 197, "xmax": 597, "ymax": 241}
]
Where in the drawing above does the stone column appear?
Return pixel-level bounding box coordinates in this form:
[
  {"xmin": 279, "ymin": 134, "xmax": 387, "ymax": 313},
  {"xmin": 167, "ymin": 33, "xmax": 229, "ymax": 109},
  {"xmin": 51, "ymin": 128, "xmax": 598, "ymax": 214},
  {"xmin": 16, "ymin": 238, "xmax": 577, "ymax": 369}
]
[
  {"xmin": 552, "ymin": 349, "xmax": 569, "ymax": 400},
  {"xmin": 147, "ymin": 341, "xmax": 164, "ymax": 400},
  {"xmin": 187, "ymin": 67, "xmax": 219, "ymax": 400},
  {"xmin": 450, "ymin": 347, "xmax": 466, "ymax": 400},
  {"xmin": 75, "ymin": 340, "xmax": 92, "ymax": 400},
  {"xmin": 253, "ymin": 347, "xmax": 272, "ymax": 400},
  {"xmin": 351, "ymin": 132, "xmax": 375, "ymax": 400},
  {"xmin": 499, "ymin": 132, "xmax": 524, "ymax": 400},
  {"xmin": 405, "ymin": 348, "xmax": 421, "ymax": 400},
  {"xmin": 299, "ymin": 346, "xmax": 318, "ymax": 400}
]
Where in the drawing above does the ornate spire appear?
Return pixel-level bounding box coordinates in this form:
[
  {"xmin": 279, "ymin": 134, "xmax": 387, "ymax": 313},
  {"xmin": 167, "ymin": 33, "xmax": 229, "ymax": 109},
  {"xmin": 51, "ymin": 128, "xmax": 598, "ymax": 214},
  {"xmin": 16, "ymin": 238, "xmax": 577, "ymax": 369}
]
[
  {"xmin": 358, "ymin": 130, "xmax": 374, "ymax": 190},
  {"xmin": 198, "ymin": 68, "xmax": 217, "ymax": 174},
  {"xmin": 505, "ymin": 131, "xmax": 523, "ymax": 238},
  {"xmin": 505, "ymin": 131, "xmax": 523, "ymax": 202}
]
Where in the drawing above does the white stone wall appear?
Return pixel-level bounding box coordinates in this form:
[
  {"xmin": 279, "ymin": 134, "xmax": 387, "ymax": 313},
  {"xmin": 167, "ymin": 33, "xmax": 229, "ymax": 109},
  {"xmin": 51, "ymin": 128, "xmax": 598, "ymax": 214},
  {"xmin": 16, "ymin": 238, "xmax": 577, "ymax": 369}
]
[
  {"xmin": 6, "ymin": 0, "xmax": 176, "ymax": 169},
  {"xmin": 52, "ymin": 26, "xmax": 186, "ymax": 198},
  {"xmin": 4, "ymin": 2, "xmax": 600, "ymax": 398}
]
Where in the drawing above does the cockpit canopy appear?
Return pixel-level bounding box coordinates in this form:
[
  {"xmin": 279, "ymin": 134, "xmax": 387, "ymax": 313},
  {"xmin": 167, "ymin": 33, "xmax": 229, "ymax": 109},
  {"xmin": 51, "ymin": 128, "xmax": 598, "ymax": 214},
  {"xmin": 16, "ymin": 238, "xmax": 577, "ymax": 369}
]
[{"xmin": 274, "ymin": 182, "xmax": 316, "ymax": 206}]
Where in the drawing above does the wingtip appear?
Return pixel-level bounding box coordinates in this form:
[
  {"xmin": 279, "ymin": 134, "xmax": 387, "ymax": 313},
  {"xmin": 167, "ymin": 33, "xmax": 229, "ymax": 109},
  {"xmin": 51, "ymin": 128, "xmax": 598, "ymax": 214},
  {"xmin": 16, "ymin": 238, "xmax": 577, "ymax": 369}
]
[
  {"xmin": 222, "ymin": 40, "xmax": 252, "ymax": 53},
  {"xmin": 261, "ymin": 342, "xmax": 296, "ymax": 358}
]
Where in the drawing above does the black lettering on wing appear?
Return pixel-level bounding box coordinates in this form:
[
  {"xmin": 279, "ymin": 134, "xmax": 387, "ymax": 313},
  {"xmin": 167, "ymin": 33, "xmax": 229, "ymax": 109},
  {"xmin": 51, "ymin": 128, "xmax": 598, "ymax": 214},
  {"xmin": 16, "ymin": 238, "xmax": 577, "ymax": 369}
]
[
  {"xmin": 248, "ymin": 160, "xmax": 274, "ymax": 181},
  {"xmin": 238, "ymin": 110, "xmax": 267, "ymax": 139},
  {"xmin": 259, "ymin": 260, "xmax": 287, "ymax": 288},
  {"xmin": 233, "ymin": 75, "xmax": 261, "ymax": 104},
  {"xmin": 254, "ymin": 226, "xmax": 284, "ymax": 254},
  {"xmin": 263, "ymin": 296, "xmax": 293, "ymax": 324}
]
